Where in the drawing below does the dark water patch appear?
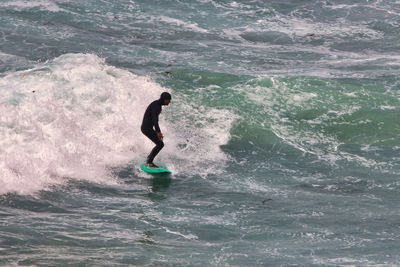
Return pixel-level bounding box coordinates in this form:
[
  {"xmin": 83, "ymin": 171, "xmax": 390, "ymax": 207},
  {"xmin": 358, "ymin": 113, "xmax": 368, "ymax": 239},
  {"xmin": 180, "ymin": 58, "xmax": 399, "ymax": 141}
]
[
  {"xmin": 162, "ymin": 69, "xmax": 247, "ymax": 88},
  {"xmin": 276, "ymin": 50, "xmax": 326, "ymax": 61},
  {"xmin": 271, "ymin": 1, "xmax": 309, "ymax": 15},
  {"xmin": 325, "ymin": 108, "xmax": 400, "ymax": 146},
  {"xmin": 148, "ymin": 175, "xmax": 172, "ymax": 193},
  {"xmin": 240, "ymin": 31, "xmax": 293, "ymax": 45},
  {"xmin": 66, "ymin": 180, "xmax": 123, "ymax": 197},
  {"xmin": 0, "ymin": 193, "xmax": 70, "ymax": 214},
  {"xmin": 332, "ymin": 40, "xmax": 393, "ymax": 53},
  {"xmin": 292, "ymin": 107, "xmax": 329, "ymax": 121},
  {"xmin": 369, "ymin": 21, "xmax": 400, "ymax": 35}
]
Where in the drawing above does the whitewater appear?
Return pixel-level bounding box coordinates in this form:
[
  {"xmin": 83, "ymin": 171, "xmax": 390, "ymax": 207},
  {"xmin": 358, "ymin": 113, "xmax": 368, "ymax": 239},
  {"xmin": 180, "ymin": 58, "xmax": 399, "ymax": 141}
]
[{"xmin": 1, "ymin": 0, "xmax": 400, "ymax": 266}]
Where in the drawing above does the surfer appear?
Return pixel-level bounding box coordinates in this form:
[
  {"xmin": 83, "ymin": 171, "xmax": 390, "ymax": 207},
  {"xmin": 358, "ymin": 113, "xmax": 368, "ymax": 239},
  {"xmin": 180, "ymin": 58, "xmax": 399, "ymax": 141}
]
[{"xmin": 141, "ymin": 92, "xmax": 172, "ymax": 168}]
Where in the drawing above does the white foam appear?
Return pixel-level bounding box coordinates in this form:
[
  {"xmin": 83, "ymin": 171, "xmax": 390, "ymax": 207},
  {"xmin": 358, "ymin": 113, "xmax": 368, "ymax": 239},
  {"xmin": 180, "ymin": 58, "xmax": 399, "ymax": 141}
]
[
  {"xmin": 0, "ymin": 0, "xmax": 65, "ymax": 13},
  {"xmin": 162, "ymin": 227, "xmax": 198, "ymax": 240},
  {"xmin": 155, "ymin": 16, "xmax": 208, "ymax": 33},
  {"xmin": 0, "ymin": 53, "xmax": 234, "ymax": 194},
  {"xmin": 0, "ymin": 54, "xmax": 164, "ymax": 194},
  {"xmin": 160, "ymin": 98, "xmax": 235, "ymax": 178}
]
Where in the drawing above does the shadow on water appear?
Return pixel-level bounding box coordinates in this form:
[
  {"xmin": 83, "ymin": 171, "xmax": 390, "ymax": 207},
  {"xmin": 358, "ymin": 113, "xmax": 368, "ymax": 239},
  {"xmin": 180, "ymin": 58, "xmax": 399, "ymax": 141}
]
[
  {"xmin": 148, "ymin": 174, "xmax": 172, "ymax": 192},
  {"xmin": 112, "ymin": 165, "xmax": 172, "ymax": 191},
  {"xmin": 145, "ymin": 173, "xmax": 172, "ymax": 203},
  {"xmin": 112, "ymin": 164, "xmax": 172, "ymax": 202}
]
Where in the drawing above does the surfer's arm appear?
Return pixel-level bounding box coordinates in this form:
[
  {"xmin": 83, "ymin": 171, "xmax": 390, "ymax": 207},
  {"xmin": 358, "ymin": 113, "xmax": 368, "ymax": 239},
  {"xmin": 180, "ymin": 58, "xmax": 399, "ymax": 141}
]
[{"xmin": 151, "ymin": 103, "xmax": 161, "ymax": 132}]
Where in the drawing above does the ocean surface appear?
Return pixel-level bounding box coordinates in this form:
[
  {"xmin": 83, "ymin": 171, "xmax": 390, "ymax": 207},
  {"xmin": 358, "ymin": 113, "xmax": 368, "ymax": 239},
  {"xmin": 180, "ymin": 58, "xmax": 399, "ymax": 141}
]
[{"xmin": 1, "ymin": 0, "xmax": 400, "ymax": 266}]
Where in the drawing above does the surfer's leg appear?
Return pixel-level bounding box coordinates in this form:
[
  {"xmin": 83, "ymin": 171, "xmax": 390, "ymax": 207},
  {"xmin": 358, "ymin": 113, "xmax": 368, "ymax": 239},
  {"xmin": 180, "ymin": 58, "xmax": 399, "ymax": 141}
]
[
  {"xmin": 142, "ymin": 129, "xmax": 164, "ymax": 163},
  {"xmin": 147, "ymin": 141, "xmax": 164, "ymax": 164}
]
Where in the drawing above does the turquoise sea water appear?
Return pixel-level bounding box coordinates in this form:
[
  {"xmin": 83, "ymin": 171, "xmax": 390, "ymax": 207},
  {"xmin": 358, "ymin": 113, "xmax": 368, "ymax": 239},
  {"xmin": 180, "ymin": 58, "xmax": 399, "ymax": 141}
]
[{"xmin": 1, "ymin": 0, "xmax": 400, "ymax": 266}]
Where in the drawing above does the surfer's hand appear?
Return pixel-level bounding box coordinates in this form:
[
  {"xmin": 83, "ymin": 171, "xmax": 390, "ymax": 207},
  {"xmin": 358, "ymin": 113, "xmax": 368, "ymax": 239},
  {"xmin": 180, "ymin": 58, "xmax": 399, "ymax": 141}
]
[{"xmin": 157, "ymin": 132, "xmax": 163, "ymax": 141}]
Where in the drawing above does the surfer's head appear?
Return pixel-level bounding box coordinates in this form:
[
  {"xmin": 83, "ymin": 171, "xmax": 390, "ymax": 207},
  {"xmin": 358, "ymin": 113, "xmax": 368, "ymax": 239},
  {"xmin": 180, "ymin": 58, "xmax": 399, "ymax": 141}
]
[{"xmin": 160, "ymin": 92, "xmax": 171, "ymax": 105}]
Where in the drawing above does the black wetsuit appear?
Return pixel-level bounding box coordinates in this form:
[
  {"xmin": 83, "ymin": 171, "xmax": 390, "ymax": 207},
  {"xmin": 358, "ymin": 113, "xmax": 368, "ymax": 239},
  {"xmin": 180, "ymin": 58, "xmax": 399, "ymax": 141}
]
[{"xmin": 141, "ymin": 99, "xmax": 164, "ymax": 164}]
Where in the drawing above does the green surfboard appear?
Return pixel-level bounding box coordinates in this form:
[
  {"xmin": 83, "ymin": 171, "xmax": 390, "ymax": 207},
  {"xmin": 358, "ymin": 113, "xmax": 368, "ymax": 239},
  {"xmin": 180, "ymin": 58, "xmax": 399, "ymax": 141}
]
[{"xmin": 140, "ymin": 164, "xmax": 171, "ymax": 174}]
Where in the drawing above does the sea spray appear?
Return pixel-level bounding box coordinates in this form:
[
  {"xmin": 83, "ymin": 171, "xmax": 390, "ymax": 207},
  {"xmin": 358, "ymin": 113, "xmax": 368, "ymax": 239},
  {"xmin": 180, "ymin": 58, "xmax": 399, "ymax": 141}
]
[
  {"xmin": 0, "ymin": 53, "xmax": 235, "ymax": 194},
  {"xmin": 0, "ymin": 54, "xmax": 164, "ymax": 194}
]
